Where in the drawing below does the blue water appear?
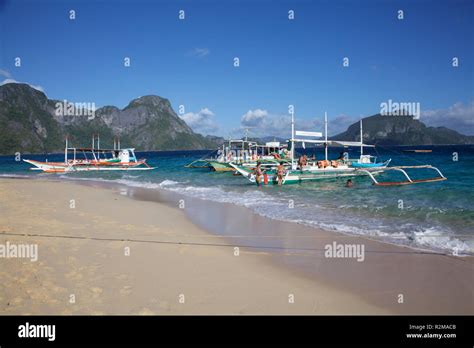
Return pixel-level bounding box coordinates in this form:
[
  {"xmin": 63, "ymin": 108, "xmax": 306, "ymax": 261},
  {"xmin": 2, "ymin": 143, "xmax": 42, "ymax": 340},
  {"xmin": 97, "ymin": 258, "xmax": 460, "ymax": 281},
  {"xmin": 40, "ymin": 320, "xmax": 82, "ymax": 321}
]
[{"xmin": 1, "ymin": 145, "xmax": 473, "ymax": 255}]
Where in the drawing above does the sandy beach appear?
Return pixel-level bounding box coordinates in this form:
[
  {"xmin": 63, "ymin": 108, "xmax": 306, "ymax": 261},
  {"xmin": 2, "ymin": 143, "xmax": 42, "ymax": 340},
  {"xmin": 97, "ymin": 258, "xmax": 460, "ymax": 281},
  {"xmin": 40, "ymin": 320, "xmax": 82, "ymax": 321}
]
[{"xmin": 0, "ymin": 178, "xmax": 472, "ymax": 315}]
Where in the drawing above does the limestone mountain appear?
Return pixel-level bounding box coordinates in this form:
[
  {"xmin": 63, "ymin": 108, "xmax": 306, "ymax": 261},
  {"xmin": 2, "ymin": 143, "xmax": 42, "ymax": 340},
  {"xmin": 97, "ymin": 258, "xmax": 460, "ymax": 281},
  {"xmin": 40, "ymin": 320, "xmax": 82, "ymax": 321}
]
[
  {"xmin": 0, "ymin": 83, "xmax": 221, "ymax": 154},
  {"xmin": 332, "ymin": 114, "xmax": 474, "ymax": 145}
]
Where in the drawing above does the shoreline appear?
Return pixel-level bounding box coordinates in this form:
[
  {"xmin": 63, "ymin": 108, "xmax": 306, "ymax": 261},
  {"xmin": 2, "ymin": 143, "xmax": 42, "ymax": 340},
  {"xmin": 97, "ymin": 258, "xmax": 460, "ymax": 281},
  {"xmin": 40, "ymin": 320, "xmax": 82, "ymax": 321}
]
[
  {"xmin": 0, "ymin": 177, "xmax": 473, "ymax": 314},
  {"xmin": 103, "ymin": 179, "xmax": 474, "ymax": 314},
  {"xmin": 3, "ymin": 173, "xmax": 469, "ymax": 257}
]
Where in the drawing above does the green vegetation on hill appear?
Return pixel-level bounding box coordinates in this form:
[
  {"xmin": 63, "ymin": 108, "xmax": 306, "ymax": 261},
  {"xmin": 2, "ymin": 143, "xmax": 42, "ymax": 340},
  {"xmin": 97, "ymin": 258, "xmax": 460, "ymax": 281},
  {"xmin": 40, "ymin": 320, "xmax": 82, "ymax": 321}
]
[{"xmin": 0, "ymin": 83, "xmax": 222, "ymax": 154}]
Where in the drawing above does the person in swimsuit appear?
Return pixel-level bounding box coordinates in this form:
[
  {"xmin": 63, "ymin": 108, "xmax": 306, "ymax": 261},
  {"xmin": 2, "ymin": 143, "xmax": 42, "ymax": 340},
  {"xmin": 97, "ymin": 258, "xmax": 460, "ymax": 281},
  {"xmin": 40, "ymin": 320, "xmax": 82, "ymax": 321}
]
[
  {"xmin": 302, "ymin": 154, "xmax": 308, "ymax": 166},
  {"xmin": 254, "ymin": 163, "xmax": 263, "ymax": 186},
  {"xmin": 276, "ymin": 161, "xmax": 285, "ymax": 186}
]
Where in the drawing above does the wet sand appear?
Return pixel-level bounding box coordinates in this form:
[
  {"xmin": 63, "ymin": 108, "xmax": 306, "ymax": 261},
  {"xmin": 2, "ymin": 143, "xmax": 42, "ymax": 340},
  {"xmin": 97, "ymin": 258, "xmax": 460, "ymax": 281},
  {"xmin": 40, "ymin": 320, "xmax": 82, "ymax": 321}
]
[{"xmin": 0, "ymin": 178, "xmax": 472, "ymax": 314}]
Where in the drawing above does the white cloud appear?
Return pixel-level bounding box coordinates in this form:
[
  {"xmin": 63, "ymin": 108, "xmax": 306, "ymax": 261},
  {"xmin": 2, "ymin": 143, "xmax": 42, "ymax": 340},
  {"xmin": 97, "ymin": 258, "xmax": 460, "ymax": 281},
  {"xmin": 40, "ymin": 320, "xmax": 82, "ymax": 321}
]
[
  {"xmin": 240, "ymin": 109, "xmax": 291, "ymax": 137},
  {"xmin": 239, "ymin": 102, "xmax": 474, "ymax": 139},
  {"xmin": 180, "ymin": 107, "xmax": 219, "ymax": 134},
  {"xmin": 1, "ymin": 79, "xmax": 45, "ymax": 93},
  {"xmin": 421, "ymin": 101, "xmax": 474, "ymax": 135},
  {"xmin": 0, "ymin": 69, "xmax": 11, "ymax": 79},
  {"xmin": 241, "ymin": 109, "xmax": 269, "ymax": 126},
  {"xmin": 189, "ymin": 47, "xmax": 210, "ymax": 58},
  {"xmin": 240, "ymin": 109, "xmax": 353, "ymax": 137}
]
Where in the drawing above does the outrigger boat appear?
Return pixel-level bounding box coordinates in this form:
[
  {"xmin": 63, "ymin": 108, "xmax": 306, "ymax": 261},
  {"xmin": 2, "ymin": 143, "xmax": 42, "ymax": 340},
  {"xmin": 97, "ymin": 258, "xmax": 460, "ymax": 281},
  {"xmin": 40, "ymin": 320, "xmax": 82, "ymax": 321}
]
[
  {"xmin": 230, "ymin": 113, "xmax": 447, "ymax": 186},
  {"xmin": 24, "ymin": 136, "xmax": 155, "ymax": 173},
  {"xmin": 186, "ymin": 139, "xmax": 290, "ymax": 172}
]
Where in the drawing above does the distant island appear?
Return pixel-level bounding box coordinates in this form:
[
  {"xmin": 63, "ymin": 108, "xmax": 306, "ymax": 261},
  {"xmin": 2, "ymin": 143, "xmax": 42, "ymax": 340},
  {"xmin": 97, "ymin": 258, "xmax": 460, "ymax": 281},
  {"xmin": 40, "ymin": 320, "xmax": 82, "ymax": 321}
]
[
  {"xmin": 0, "ymin": 83, "xmax": 472, "ymax": 155},
  {"xmin": 332, "ymin": 114, "xmax": 474, "ymax": 145}
]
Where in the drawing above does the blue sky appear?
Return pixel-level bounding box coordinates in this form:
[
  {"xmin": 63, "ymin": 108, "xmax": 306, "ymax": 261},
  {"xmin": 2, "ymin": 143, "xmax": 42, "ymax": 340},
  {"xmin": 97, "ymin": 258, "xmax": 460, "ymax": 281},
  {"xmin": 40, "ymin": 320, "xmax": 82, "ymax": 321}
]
[{"xmin": 1, "ymin": 0, "xmax": 473, "ymax": 136}]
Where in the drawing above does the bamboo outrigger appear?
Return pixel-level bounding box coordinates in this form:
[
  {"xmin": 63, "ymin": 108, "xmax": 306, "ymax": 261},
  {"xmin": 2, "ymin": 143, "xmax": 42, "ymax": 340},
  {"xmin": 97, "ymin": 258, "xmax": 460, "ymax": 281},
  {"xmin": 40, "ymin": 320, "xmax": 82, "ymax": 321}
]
[{"xmin": 359, "ymin": 165, "xmax": 446, "ymax": 186}]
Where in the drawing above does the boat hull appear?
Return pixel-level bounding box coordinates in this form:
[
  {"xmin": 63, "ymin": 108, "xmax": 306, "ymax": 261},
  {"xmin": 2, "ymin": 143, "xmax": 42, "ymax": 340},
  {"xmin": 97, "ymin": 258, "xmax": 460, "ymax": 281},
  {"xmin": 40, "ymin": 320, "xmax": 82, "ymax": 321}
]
[
  {"xmin": 206, "ymin": 161, "xmax": 234, "ymax": 172},
  {"xmin": 230, "ymin": 161, "xmax": 446, "ymax": 187},
  {"xmin": 23, "ymin": 159, "xmax": 155, "ymax": 172},
  {"xmin": 230, "ymin": 163, "xmax": 386, "ymax": 185},
  {"xmin": 350, "ymin": 159, "xmax": 391, "ymax": 168}
]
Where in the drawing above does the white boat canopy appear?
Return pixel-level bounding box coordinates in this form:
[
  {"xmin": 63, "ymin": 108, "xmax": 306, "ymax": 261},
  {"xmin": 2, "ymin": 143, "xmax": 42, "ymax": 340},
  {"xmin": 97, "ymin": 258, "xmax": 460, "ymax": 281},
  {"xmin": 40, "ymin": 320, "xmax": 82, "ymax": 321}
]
[
  {"xmin": 290, "ymin": 139, "xmax": 375, "ymax": 147},
  {"xmin": 329, "ymin": 140, "xmax": 375, "ymax": 148},
  {"xmin": 295, "ymin": 130, "xmax": 323, "ymax": 137}
]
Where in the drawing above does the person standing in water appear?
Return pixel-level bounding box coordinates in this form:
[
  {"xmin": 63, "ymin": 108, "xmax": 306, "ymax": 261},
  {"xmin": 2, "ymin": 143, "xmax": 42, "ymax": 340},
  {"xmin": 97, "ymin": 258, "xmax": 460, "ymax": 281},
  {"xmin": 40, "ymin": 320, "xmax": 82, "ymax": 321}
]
[
  {"xmin": 345, "ymin": 179, "xmax": 353, "ymax": 187},
  {"xmin": 253, "ymin": 163, "xmax": 263, "ymax": 186},
  {"xmin": 276, "ymin": 161, "xmax": 286, "ymax": 186}
]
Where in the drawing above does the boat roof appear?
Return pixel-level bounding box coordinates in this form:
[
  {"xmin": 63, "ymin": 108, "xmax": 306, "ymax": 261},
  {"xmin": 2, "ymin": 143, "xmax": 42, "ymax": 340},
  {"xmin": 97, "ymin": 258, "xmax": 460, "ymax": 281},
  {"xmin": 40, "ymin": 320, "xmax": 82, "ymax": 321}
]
[
  {"xmin": 254, "ymin": 142, "xmax": 287, "ymax": 148},
  {"xmin": 228, "ymin": 139, "xmax": 257, "ymax": 144},
  {"xmin": 331, "ymin": 140, "xmax": 375, "ymax": 148},
  {"xmin": 290, "ymin": 139, "xmax": 375, "ymax": 147},
  {"xmin": 66, "ymin": 147, "xmax": 136, "ymax": 152}
]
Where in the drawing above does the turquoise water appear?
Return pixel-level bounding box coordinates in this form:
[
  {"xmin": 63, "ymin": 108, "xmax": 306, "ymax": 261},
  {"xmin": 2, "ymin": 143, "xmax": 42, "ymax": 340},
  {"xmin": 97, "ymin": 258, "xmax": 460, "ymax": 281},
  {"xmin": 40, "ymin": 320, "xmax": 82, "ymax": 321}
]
[{"xmin": 1, "ymin": 145, "xmax": 473, "ymax": 255}]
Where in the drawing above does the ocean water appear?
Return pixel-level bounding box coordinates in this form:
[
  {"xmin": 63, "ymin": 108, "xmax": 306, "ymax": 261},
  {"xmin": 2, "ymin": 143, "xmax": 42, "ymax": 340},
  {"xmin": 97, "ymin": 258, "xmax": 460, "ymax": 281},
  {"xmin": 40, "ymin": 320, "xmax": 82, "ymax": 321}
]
[{"xmin": 1, "ymin": 145, "xmax": 473, "ymax": 255}]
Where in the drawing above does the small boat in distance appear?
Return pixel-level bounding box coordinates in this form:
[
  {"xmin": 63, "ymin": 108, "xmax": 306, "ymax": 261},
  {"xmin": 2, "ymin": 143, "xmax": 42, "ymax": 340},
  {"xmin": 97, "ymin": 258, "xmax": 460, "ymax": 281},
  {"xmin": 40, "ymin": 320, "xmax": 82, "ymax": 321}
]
[
  {"xmin": 24, "ymin": 136, "xmax": 155, "ymax": 173},
  {"xmin": 402, "ymin": 149, "xmax": 433, "ymax": 153}
]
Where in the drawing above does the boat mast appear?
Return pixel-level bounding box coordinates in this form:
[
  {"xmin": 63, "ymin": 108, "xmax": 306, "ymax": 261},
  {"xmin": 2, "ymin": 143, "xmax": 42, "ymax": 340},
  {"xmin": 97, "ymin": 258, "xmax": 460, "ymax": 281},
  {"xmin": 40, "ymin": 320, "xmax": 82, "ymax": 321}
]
[
  {"xmin": 243, "ymin": 128, "xmax": 249, "ymax": 160},
  {"xmin": 91, "ymin": 134, "xmax": 97, "ymax": 162},
  {"xmin": 360, "ymin": 119, "xmax": 363, "ymax": 156},
  {"xmin": 64, "ymin": 136, "xmax": 68, "ymax": 163},
  {"xmin": 96, "ymin": 134, "xmax": 100, "ymax": 160},
  {"xmin": 324, "ymin": 112, "xmax": 328, "ymax": 161},
  {"xmin": 290, "ymin": 108, "xmax": 295, "ymax": 164}
]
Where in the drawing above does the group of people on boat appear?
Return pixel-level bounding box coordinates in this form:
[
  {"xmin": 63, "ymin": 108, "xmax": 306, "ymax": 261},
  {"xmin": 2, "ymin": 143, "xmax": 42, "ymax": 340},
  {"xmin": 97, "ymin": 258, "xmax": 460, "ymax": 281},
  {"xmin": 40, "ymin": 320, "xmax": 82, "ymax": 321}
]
[
  {"xmin": 296, "ymin": 152, "xmax": 348, "ymax": 170},
  {"xmin": 225, "ymin": 147, "xmax": 290, "ymax": 163},
  {"xmin": 251, "ymin": 150, "xmax": 354, "ymax": 187},
  {"xmin": 252, "ymin": 161, "xmax": 354, "ymax": 187}
]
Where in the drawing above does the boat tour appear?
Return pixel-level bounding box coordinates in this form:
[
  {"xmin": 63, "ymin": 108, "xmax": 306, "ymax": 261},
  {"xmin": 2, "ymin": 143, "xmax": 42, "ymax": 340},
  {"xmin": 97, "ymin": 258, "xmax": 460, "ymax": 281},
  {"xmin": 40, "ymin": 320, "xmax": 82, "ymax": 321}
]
[{"xmin": 230, "ymin": 113, "xmax": 446, "ymax": 186}]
